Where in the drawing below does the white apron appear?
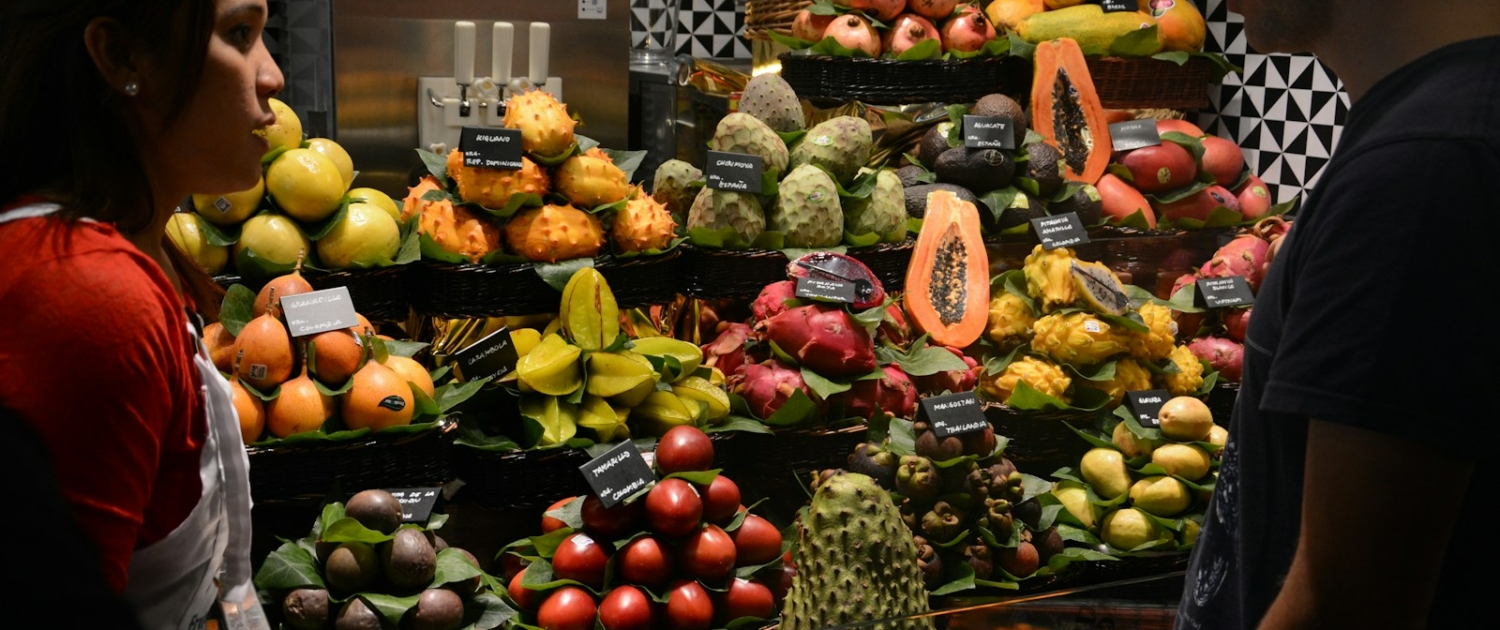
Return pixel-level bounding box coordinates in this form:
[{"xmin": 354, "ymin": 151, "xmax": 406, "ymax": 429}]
[{"xmin": 0, "ymin": 204, "xmax": 263, "ymax": 629}]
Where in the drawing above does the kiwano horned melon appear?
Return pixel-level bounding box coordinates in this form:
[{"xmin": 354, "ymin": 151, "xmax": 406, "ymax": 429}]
[
  {"xmin": 782, "ymin": 472, "xmax": 933, "ymax": 630},
  {"xmin": 502, "ymin": 89, "xmax": 577, "ymax": 159},
  {"xmin": 1031, "ymin": 37, "xmax": 1112, "ymax": 184},
  {"xmin": 504, "ymin": 204, "xmax": 605, "ymax": 262},
  {"xmin": 445, "ymin": 149, "xmax": 549, "ymax": 209},
  {"xmin": 612, "ymin": 186, "xmax": 678, "ymax": 253},
  {"xmin": 555, "ymin": 154, "xmax": 631, "ymax": 208},
  {"xmin": 418, "ymin": 200, "xmax": 501, "ymax": 264},
  {"xmin": 904, "ymin": 189, "xmax": 989, "ymax": 348}
]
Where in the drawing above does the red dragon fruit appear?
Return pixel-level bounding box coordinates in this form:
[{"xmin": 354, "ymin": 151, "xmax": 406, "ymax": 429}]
[
  {"xmin": 878, "ymin": 304, "xmax": 912, "ymax": 348},
  {"xmin": 751, "ymin": 280, "xmax": 798, "ymax": 324},
  {"xmin": 1222, "ymin": 307, "xmax": 1251, "ymax": 343},
  {"xmin": 1200, "ymin": 234, "xmax": 1271, "ymax": 291},
  {"xmin": 1188, "ymin": 336, "xmax": 1244, "ymax": 383},
  {"xmin": 731, "ymin": 360, "xmax": 815, "ymax": 420},
  {"xmin": 909, "ymin": 346, "xmax": 980, "ymax": 396},
  {"xmin": 701, "ymin": 323, "xmax": 750, "ymax": 379},
  {"xmin": 828, "ymin": 365, "xmax": 918, "ymax": 421},
  {"xmin": 763, "ymin": 304, "xmax": 878, "ymax": 378}
]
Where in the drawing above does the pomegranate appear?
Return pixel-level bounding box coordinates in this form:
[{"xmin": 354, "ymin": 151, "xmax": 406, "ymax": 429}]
[
  {"xmin": 939, "ymin": 8, "xmax": 996, "ymax": 53},
  {"xmin": 851, "ymin": 0, "xmax": 907, "ymax": 23},
  {"xmin": 908, "ymin": 0, "xmax": 960, "ymax": 21},
  {"xmin": 791, "ymin": 8, "xmax": 836, "ymax": 42},
  {"xmin": 823, "ymin": 14, "xmax": 881, "ymax": 57},
  {"xmin": 881, "ymin": 14, "xmax": 940, "ymax": 56}
]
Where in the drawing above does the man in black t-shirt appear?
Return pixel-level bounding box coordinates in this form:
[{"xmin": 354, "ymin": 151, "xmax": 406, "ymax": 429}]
[{"xmin": 1177, "ymin": 2, "xmax": 1500, "ymax": 628}]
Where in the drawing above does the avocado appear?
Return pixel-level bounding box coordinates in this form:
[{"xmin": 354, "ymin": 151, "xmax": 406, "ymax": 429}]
[
  {"xmin": 325, "ymin": 542, "xmax": 381, "ymax": 596},
  {"xmin": 918, "ymin": 122, "xmax": 956, "ymax": 168},
  {"xmin": 405, "ymin": 589, "xmax": 465, "ymax": 630},
  {"xmin": 346, "ymin": 489, "xmax": 403, "ymax": 535},
  {"xmin": 381, "ymin": 528, "xmax": 437, "ymax": 592},
  {"xmin": 895, "ymin": 164, "xmax": 928, "ymax": 188},
  {"xmin": 334, "ymin": 597, "xmax": 383, "ymax": 630},
  {"xmin": 969, "ymin": 94, "xmax": 1029, "ymax": 148},
  {"xmin": 903, "ymin": 183, "xmax": 979, "ymax": 219},
  {"xmin": 983, "ymin": 189, "xmax": 1046, "ymax": 232},
  {"xmin": 283, "ymin": 588, "xmax": 330, "ymax": 630},
  {"xmin": 1024, "ymin": 142, "xmax": 1066, "ymax": 198},
  {"xmin": 444, "ymin": 548, "xmax": 484, "ymax": 599},
  {"xmin": 935, "ymin": 147, "xmax": 1015, "ymax": 194},
  {"xmin": 1050, "ymin": 184, "xmax": 1103, "ymax": 226}
]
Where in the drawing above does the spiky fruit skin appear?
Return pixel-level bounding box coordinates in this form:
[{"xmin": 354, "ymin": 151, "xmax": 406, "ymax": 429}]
[
  {"xmin": 842, "ymin": 169, "xmax": 907, "ymax": 244},
  {"xmin": 980, "ymin": 356, "xmax": 1071, "ymax": 404},
  {"xmin": 770, "ymin": 164, "xmax": 843, "ymax": 248},
  {"xmin": 504, "ymin": 204, "xmax": 605, "ymax": 262},
  {"xmin": 790, "ymin": 116, "xmax": 873, "ymax": 186},
  {"xmin": 402, "ymin": 175, "xmax": 443, "ymax": 221},
  {"xmin": 750, "ymin": 280, "xmax": 798, "ymax": 323},
  {"xmin": 710, "ymin": 112, "xmax": 789, "ymax": 174},
  {"xmin": 418, "ymin": 198, "xmax": 502, "ymax": 263},
  {"xmin": 1188, "ymin": 336, "xmax": 1244, "ymax": 382},
  {"xmin": 986, "ymin": 291, "xmax": 1037, "ymax": 347},
  {"xmin": 652, "ymin": 159, "xmax": 704, "ymax": 218},
  {"xmin": 1023, "ymin": 245, "xmax": 1080, "ymax": 312},
  {"xmin": 1031, "ymin": 312, "xmax": 1132, "ymax": 367},
  {"xmin": 1201, "ymin": 234, "xmax": 1271, "ymax": 291},
  {"xmin": 446, "ymin": 149, "xmax": 550, "ymax": 208},
  {"xmin": 1079, "ymin": 358, "xmax": 1154, "ymax": 406},
  {"xmin": 729, "ymin": 360, "xmax": 814, "ymax": 420},
  {"xmin": 556, "ymin": 155, "xmax": 631, "ymax": 208},
  {"xmin": 1128, "ymin": 302, "xmax": 1178, "ymax": 361},
  {"xmin": 763, "ymin": 304, "xmax": 878, "ymax": 379},
  {"xmin": 739, "ymin": 73, "xmax": 805, "ymax": 132},
  {"xmin": 612, "ymin": 187, "xmax": 678, "ymax": 252},
  {"xmin": 782, "ymin": 472, "xmax": 933, "ymax": 630},
  {"xmin": 1157, "ymin": 345, "xmax": 1206, "ymax": 395},
  {"xmin": 503, "ymin": 89, "xmax": 576, "ymax": 159},
  {"xmin": 687, "ymin": 187, "xmax": 765, "ymax": 244}
]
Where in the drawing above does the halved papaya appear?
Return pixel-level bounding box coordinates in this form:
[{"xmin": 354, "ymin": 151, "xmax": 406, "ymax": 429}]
[
  {"xmin": 1031, "ymin": 38, "xmax": 1113, "ymax": 185},
  {"xmin": 904, "ymin": 189, "xmax": 990, "ymax": 348}
]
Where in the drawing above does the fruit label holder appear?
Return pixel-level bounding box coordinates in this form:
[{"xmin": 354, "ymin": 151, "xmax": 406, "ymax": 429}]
[
  {"xmin": 1195, "ymin": 276, "xmax": 1256, "ymax": 309},
  {"xmin": 704, "ymin": 150, "xmax": 764, "ymax": 194},
  {"xmin": 1124, "ymin": 390, "xmax": 1172, "ymax": 429},
  {"xmin": 1109, "ymin": 120, "xmax": 1163, "ymax": 152},
  {"xmin": 920, "ymin": 392, "xmax": 989, "ymax": 439},
  {"xmin": 458, "ymin": 126, "xmax": 522, "ymax": 170},
  {"xmin": 963, "ymin": 115, "xmax": 1017, "ymax": 150},
  {"xmin": 579, "ymin": 441, "xmax": 655, "ymax": 509},
  {"xmin": 1031, "ymin": 213, "xmax": 1091, "ymax": 250},
  {"xmin": 384, "ymin": 486, "xmax": 443, "ymax": 523},
  {"xmin": 280, "ymin": 287, "xmax": 359, "ymax": 338},
  {"xmin": 453, "ymin": 327, "xmax": 519, "ymax": 381},
  {"xmin": 1100, "ymin": 0, "xmax": 1137, "ymax": 13},
  {"xmin": 794, "ymin": 276, "xmax": 857, "ymax": 304}
]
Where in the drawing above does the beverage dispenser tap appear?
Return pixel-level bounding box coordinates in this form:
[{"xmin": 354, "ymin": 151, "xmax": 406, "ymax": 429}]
[{"xmin": 453, "ymin": 21, "xmax": 476, "ymax": 117}]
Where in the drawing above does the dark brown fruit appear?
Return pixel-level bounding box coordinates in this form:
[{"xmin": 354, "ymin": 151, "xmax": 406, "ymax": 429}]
[
  {"xmin": 406, "ymin": 589, "xmax": 465, "ymax": 630},
  {"xmin": 997, "ymin": 541, "xmax": 1040, "ymax": 578},
  {"xmin": 970, "ymin": 94, "xmax": 1028, "ymax": 148},
  {"xmin": 1024, "ymin": 142, "xmax": 1066, "ymax": 197},
  {"xmin": 325, "ymin": 542, "xmax": 381, "ymax": 596},
  {"xmin": 381, "ymin": 528, "xmax": 437, "ymax": 592},
  {"xmin": 335, "ymin": 597, "xmax": 383, "ymax": 630},
  {"xmin": 444, "ymin": 548, "xmax": 483, "ymax": 599},
  {"xmin": 1033, "ymin": 526, "xmax": 1065, "ymax": 563},
  {"xmin": 347, "ymin": 489, "xmax": 404, "ymax": 534},
  {"xmin": 919, "ymin": 121, "xmax": 957, "ymax": 169},
  {"xmin": 1050, "ymin": 184, "xmax": 1102, "ymax": 225},
  {"xmin": 934, "ymin": 147, "xmax": 1015, "ymax": 193},
  {"xmin": 283, "ymin": 588, "xmax": 331, "ymax": 630}
]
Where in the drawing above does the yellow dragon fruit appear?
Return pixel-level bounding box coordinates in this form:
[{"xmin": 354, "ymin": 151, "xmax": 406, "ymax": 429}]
[
  {"xmin": 445, "ymin": 149, "xmax": 550, "ymax": 209},
  {"xmin": 555, "ymin": 154, "xmax": 631, "ymax": 207},
  {"xmin": 1079, "ymin": 358, "xmax": 1154, "ymax": 407},
  {"xmin": 419, "ymin": 200, "xmax": 501, "ymax": 263},
  {"xmin": 504, "ymin": 203, "xmax": 605, "ymax": 262},
  {"xmin": 612, "ymin": 186, "xmax": 678, "ymax": 253},
  {"xmin": 503, "ymin": 89, "xmax": 577, "ymax": 158},
  {"xmin": 1128, "ymin": 302, "xmax": 1177, "ymax": 362},
  {"xmin": 1031, "ymin": 312, "xmax": 1132, "ymax": 367},
  {"xmin": 1024, "ymin": 245, "xmax": 1079, "ymax": 312},
  {"xmin": 1157, "ymin": 344, "xmax": 1206, "ymax": 396},
  {"xmin": 980, "ymin": 356, "xmax": 1072, "ymax": 405},
  {"xmin": 987, "ymin": 292, "xmax": 1036, "ymax": 348}
]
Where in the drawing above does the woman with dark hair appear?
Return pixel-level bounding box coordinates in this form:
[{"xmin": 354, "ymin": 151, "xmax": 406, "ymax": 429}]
[{"xmin": 0, "ymin": 1, "xmax": 283, "ymax": 627}]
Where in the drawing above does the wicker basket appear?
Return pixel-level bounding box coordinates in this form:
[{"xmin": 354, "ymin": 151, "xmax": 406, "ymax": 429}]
[
  {"xmin": 779, "ymin": 53, "xmax": 1032, "ymax": 106},
  {"xmin": 1086, "ymin": 56, "xmax": 1215, "ymax": 110},
  {"xmin": 1208, "ymin": 381, "xmax": 1239, "ymax": 427},
  {"xmin": 679, "ymin": 241, "xmax": 914, "ymax": 301},
  {"xmin": 745, "ymin": 0, "xmax": 808, "ymax": 41},
  {"xmin": 246, "ymin": 418, "xmax": 458, "ymax": 502},
  {"xmin": 410, "ymin": 251, "xmax": 683, "ymax": 318},
  {"xmin": 848, "ymin": 238, "xmax": 916, "ymax": 293},
  {"xmin": 1080, "ymin": 553, "xmax": 1190, "ymax": 593},
  {"xmin": 984, "ymin": 402, "xmax": 1102, "ymax": 477}
]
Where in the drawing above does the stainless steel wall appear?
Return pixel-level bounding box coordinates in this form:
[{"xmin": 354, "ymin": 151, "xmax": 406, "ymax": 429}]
[{"xmin": 333, "ymin": 0, "xmax": 630, "ymax": 197}]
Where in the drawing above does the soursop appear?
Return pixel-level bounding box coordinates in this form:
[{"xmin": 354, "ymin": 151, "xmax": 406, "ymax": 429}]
[
  {"xmin": 651, "ymin": 159, "xmax": 703, "ymax": 218},
  {"xmin": 710, "ymin": 112, "xmax": 789, "ymax": 175},
  {"xmin": 782, "ymin": 471, "xmax": 933, "ymax": 630},
  {"xmin": 791, "ymin": 115, "xmax": 872, "ymax": 186},
  {"xmin": 739, "ymin": 72, "xmax": 805, "ymax": 132},
  {"xmin": 842, "ymin": 168, "xmax": 907, "ymax": 244},
  {"xmin": 687, "ymin": 187, "xmax": 765, "ymax": 246},
  {"xmin": 770, "ymin": 164, "xmax": 842, "ymax": 248}
]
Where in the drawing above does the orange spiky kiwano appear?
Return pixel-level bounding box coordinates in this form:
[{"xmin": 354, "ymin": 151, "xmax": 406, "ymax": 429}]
[
  {"xmin": 612, "ymin": 186, "xmax": 678, "ymax": 253},
  {"xmin": 502, "ymin": 89, "xmax": 577, "ymax": 159},
  {"xmin": 555, "ymin": 154, "xmax": 631, "ymax": 208},
  {"xmin": 445, "ymin": 148, "xmax": 550, "ymax": 209},
  {"xmin": 504, "ymin": 204, "xmax": 605, "ymax": 262},
  {"xmin": 417, "ymin": 198, "xmax": 502, "ymax": 263},
  {"xmin": 403, "ymin": 175, "xmax": 444, "ymax": 221}
]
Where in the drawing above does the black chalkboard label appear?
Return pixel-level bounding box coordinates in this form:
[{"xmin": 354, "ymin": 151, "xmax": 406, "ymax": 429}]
[
  {"xmin": 281, "ymin": 287, "xmax": 360, "ymax": 338},
  {"xmin": 962, "ymin": 115, "xmax": 1016, "ymax": 150},
  {"xmin": 1098, "ymin": 0, "xmax": 1137, "ymax": 13},
  {"xmin": 705, "ymin": 150, "xmax": 764, "ymax": 193},
  {"xmin": 384, "ymin": 487, "xmax": 443, "ymax": 523},
  {"xmin": 459, "ymin": 126, "xmax": 523, "ymax": 170},
  {"xmin": 1124, "ymin": 390, "xmax": 1171, "ymax": 429},
  {"xmin": 453, "ymin": 327, "xmax": 519, "ymax": 382},
  {"xmin": 579, "ymin": 441, "xmax": 657, "ymax": 509},
  {"xmin": 1109, "ymin": 119, "xmax": 1163, "ymax": 152},
  {"xmin": 1030, "ymin": 212, "xmax": 1091, "ymax": 250},
  {"xmin": 794, "ymin": 276, "xmax": 857, "ymax": 304},
  {"xmin": 920, "ymin": 392, "xmax": 989, "ymax": 439},
  {"xmin": 1195, "ymin": 276, "xmax": 1256, "ymax": 308}
]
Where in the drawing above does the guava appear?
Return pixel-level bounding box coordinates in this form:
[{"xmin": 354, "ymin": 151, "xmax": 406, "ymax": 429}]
[
  {"xmin": 306, "ymin": 138, "xmax": 354, "ymax": 188},
  {"xmin": 192, "ymin": 177, "xmax": 264, "ymax": 226},
  {"xmin": 266, "ymin": 148, "xmax": 347, "ymax": 223},
  {"xmin": 235, "ymin": 213, "xmax": 313, "ymax": 276},
  {"xmin": 256, "ymin": 98, "xmax": 303, "ymax": 154}
]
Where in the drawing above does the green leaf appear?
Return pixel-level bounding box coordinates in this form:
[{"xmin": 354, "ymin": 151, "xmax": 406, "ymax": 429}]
[
  {"xmin": 385, "ymin": 339, "xmax": 429, "ymax": 358},
  {"xmin": 808, "ymin": 0, "xmax": 841, "ymax": 16},
  {"xmin": 601, "ymin": 148, "xmax": 649, "ymax": 181},
  {"xmin": 252, "ymin": 541, "xmax": 324, "ymax": 591},
  {"xmin": 528, "ymin": 528, "xmax": 575, "ymax": 559},
  {"xmin": 410, "ymin": 382, "xmax": 441, "ymax": 419},
  {"xmin": 800, "ymin": 368, "xmax": 852, "ymax": 400},
  {"xmin": 219, "ymin": 283, "xmax": 257, "ymax": 336},
  {"xmin": 761, "ymin": 388, "xmax": 820, "ymax": 426},
  {"xmin": 359, "ymin": 592, "xmax": 421, "ymax": 627},
  {"xmin": 193, "ymin": 212, "xmax": 241, "ymax": 247},
  {"xmin": 533, "ymin": 258, "xmax": 596, "ymax": 292},
  {"xmin": 1160, "ymin": 131, "xmax": 1207, "ymax": 163},
  {"xmin": 313, "ymin": 371, "xmax": 354, "ymax": 397},
  {"xmin": 1056, "ymin": 523, "xmax": 1104, "ymax": 547},
  {"xmin": 1063, "ymin": 420, "xmax": 1117, "ymax": 451},
  {"xmin": 948, "ymin": 36, "xmax": 1011, "ymax": 60},
  {"xmin": 945, "ymin": 104, "xmax": 969, "ymax": 147},
  {"xmin": 895, "ymin": 38, "xmax": 943, "ymax": 61},
  {"xmin": 687, "ymin": 225, "xmax": 753, "ymax": 250},
  {"xmin": 432, "ymin": 547, "xmax": 485, "ymax": 587},
  {"xmin": 529, "ymin": 142, "xmax": 580, "ymax": 167},
  {"xmin": 1108, "ymin": 26, "xmax": 1162, "ymax": 57},
  {"xmin": 315, "ymin": 502, "xmax": 346, "ymax": 539},
  {"xmin": 1003, "ymin": 380, "xmax": 1074, "ymax": 411},
  {"xmin": 419, "ymin": 232, "xmax": 469, "ymax": 264},
  {"xmin": 321, "ymin": 517, "xmax": 396, "ymax": 544},
  {"xmin": 575, "ymin": 135, "xmax": 601, "ymax": 154},
  {"xmin": 766, "ymin": 29, "xmax": 818, "ymax": 50},
  {"xmin": 1152, "ymin": 51, "xmax": 1191, "ymax": 66},
  {"xmin": 843, "ymin": 230, "xmax": 883, "ymax": 248},
  {"xmin": 1007, "ymin": 31, "xmax": 1037, "ymax": 60},
  {"xmin": 930, "ymin": 561, "xmax": 977, "ymax": 595},
  {"xmin": 892, "ymin": 344, "xmax": 970, "ymax": 377},
  {"xmin": 238, "ymin": 379, "xmax": 280, "ymax": 402},
  {"xmin": 704, "ymin": 415, "xmax": 773, "ymax": 434},
  {"xmin": 664, "ymin": 469, "xmax": 721, "ymax": 485},
  {"xmin": 260, "ymin": 145, "xmax": 290, "ymax": 170},
  {"xmin": 463, "ymin": 592, "xmax": 517, "ymax": 630},
  {"xmin": 435, "ymin": 377, "xmax": 489, "ymax": 412},
  {"xmin": 417, "ymin": 148, "xmax": 451, "ymax": 186},
  {"xmin": 810, "ymin": 35, "xmax": 868, "ymax": 58},
  {"xmin": 888, "ymin": 418, "xmax": 916, "ymax": 456},
  {"xmin": 298, "ymin": 196, "xmax": 350, "ymax": 242},
  {"xmin": 776, "ymin": 129, "xmax": 808, "ymax": 148}
]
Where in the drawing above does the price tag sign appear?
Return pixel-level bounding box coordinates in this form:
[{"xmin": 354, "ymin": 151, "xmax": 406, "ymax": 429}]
[
  {"xmin": 1124, "ymin": 390, "xmax": 1172, "ymax": 428},
  {"xmin": 794, "ymin": 276, "xmax": 857, "ymax": 304},
  {"xmin": 459, "ymin": 126, "xmax": 523, "ymax": 170},
  {"xmin": 579, "ymin": 441, "xmax": 656, "ymax": 509},
  {"xmin": 1030, "ymin": 212, "xmax": 1091, "ymax": 250},
  {"xmin": 920, "ymin": 392, "xmax": 989, "ymax": 439},
  {"xmin": 704, "ymin": 150, "xmax": 764, "ymax": 193},
  {"xmin": 452, "ymin": 327, "xmax": 519, "ymax": 381},
  {"xmin": 1109, "ymin": 119, "xmax": 1163, "ymax": 152},
  {"xmin": 1195, "ymin": 276, "xmax": 1256, "ymax": 308},
  {"xmin": 1098, "ymin": 0, "xmax": 1137, "ymax": 13},
  {"xmin": 384, "ymin": 487, "xmax": 444, "ymax": 523},
  {"xmin": 280, "ymin": 287, "xmax": 359, "ymax": 338},
  {"xmin": 962, "ymin": 115, "xmax": 1016, "ymax": 150}
]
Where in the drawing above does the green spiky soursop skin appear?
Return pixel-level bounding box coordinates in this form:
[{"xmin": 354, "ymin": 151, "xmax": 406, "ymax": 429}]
[
  {"xmin": 843, "ymin": 169, "xmax": 908, "ymax": 244},
  {"xmin": 791, "ymin": 115, "xmax": 873, "ymax": 186},
  {"xmin": 771, "ymin": 164, "xmax": 843, "ymax": 248},
  {"xmin": 783, "ymin": 472, "xmax": 933, "ymax": 630},
  {"xmin": 687, "ymin": 186, "xmax": 765, "ymax": 245},
  {"xmin": 739, "ymin": 73, "xmax": 805, "ymax": 132},
  {"xmin": 710, "ymin": 112, "xmax": 789, "ymax": 174},
  {"xmin": 651, "ymin": 159, "xmax": 703, "ymax": 218}
]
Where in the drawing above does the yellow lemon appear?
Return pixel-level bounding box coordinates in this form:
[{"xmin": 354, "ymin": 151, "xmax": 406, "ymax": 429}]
[
  {"xmin": 256, "ymin": 98, "xmax": 303, "ymax": 154},
  {"xmin": 316, "ymin": 202, "xmax": 400, "ymax": 269},
  {"xmin": 235, "ymin": 213, "xmax": 313, "ymax": 272},
  {"xmin": 191, "ymin": 177, "xmax": 264, "ymax": 226},
  {"xmin": 266, "ymin": 148, "xmax": 347, "ymax": 223},
  {"xmin": 165, "ymin": 212, "xmax": 227, "ymax": 274},
  {"xmin": 306, "ymin": 137, "xmax": 354, "ymax": 188},
  {"xmin": 348, "ymin": 187, "xmax": 400, "ymax": 223}
]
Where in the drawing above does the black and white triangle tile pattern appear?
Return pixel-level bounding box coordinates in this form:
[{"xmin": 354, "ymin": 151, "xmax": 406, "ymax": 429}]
[{"xmin": 674, "ymin": 0, "xmax": 752, "ymax": 59}]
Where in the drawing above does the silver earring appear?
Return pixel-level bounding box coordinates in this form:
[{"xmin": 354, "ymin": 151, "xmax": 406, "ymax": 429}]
[{"xmin": 123, "ymin": 81, "xmax": 140, "ymax": 96}]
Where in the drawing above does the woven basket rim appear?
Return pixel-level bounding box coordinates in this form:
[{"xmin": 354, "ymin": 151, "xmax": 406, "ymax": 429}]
[{"xmin": 246, "ymin": 416, "xmax": 457, "ymax": 457}]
